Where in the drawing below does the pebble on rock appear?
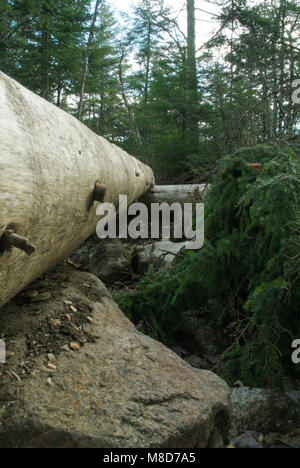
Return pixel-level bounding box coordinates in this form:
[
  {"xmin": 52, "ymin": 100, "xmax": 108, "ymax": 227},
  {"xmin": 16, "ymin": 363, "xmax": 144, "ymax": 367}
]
[{"xmin": 70, "ymin": 342, "xmax": 80, "ymax": 351}]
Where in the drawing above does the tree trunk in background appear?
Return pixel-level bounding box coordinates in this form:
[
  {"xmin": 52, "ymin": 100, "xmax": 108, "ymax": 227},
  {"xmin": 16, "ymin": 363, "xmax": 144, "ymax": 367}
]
[
  {"xmin": 41, "ymin": 15, "xmax": 50, "ymax": 100},
  {"xmin": 78, "ymin": 0, "xmax": 102, "ymax": 121},
  {"xmin": 140, "ymin": 184, "xmax": 210, "ymax": 206},
  {"xmin": 215, "ymin": 69, "xmax": 228, "ymax": 150},
  {"xmin": 187, "ymin": 0, "xmax": 197, "ymax": 94},
  {"xmin": 117, "ymin": 52, "xmax": 144, "ymax": 157},
  {"xmin": 144, "ymin": 20, "xmax": 152, "ymax": 106},
  {"xmin": 186, "ymin": 0, "xmax": 199, "ymax": 151},
  {"xmin": 285, "ymin": 8, "xmax": 299, "ymax": 133},
  {"xmin": 278, "ymin": 0, "xmax": 287, "ymax": 135}
]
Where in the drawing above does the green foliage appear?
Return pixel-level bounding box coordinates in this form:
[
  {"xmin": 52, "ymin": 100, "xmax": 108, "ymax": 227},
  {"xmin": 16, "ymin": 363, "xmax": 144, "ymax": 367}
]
[
  {"xmin": 1, "ymin": 0, "xmax": 299, "ymax": 178},
  {"xmin": 79, "ymin": 3, "xmax": 124, "ymax": 140},
  {"xmin": 0, "ymin": 0, "xmax": 91, "ymax": 100},
  {"xmin": 116, "ymin": 142, "xmax": 300, "ymax": 387},
  {"xmin": 208, "ymin": 0, "xmax": 300, "ymax": 152}
]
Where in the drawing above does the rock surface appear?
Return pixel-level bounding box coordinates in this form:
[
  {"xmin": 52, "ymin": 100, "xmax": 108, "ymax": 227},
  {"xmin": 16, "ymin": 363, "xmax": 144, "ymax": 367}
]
[
  {"xmin": 173, "ymin": 310, "xmax": 221, "ymax": 363},
  {"xmin": 231, "ymin": 387, "xmax": 300, "ymax": 438},
  {"xmin": 136, "ymin": 241, "xmax": 187, "ymax": 274},
  {"xmin": 76, "ymin": 239, "xmax": 134, "ymax": 283},
  {"xmin": 232, "ymin": 432, "xmax": 263, "ymax": 449},
  {"xmin": 0, "ymin": 264, "xmax": 231, "ymax": 448}
]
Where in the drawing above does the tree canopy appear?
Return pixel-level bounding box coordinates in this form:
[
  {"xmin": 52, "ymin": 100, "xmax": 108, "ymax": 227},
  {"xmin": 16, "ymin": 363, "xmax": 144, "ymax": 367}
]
[{"xmin": 1, "ymin": 0, "xmax": 298, "ymax": 178}]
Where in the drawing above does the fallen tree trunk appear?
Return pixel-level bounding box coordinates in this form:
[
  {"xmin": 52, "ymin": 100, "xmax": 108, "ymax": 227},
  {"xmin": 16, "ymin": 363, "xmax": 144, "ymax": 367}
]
[
  {"xmin": 139, "ymin": 184, "xmax": 210, "ymax": 206},
  {"xmin": 0, "ymin": 72, "xmax": 154, "ymax": 309}
]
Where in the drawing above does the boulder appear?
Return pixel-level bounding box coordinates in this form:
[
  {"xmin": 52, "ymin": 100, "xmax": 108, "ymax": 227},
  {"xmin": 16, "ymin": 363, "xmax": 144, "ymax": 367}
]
[
  {"xmin": 232, "ymin": 432, "xmax": 263, "ymax": 449},
  {"xmin": 76, "ymin": 239, "xmax": 134, "ymax": 283},
  {"xmin": 0, "ymin": 265, "xmax": 231, "ymax": 448},
  {"xmin": 136, "ymin": 241, "xmax": 187, "ymax": 273},
  {"xmin": 231, "ymin": 387, "xmax": 300, "ymax": 438}
]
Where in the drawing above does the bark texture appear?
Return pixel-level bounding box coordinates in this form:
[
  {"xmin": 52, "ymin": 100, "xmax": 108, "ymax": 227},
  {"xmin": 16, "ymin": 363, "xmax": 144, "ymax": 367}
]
[{"xmin": 0, "ymin": 72, "xmax": 154, "ymax": 308}]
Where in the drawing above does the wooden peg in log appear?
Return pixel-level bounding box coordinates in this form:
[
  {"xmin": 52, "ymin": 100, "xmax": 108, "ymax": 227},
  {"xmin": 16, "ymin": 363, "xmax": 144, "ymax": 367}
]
[
  {"xmin": 93, "ymin": 182, "xmax": 107, "ymax": 202},
  {"xmin": 247, "ymin": 163, "xmax": 262, "ymax": 172},
  {"xmin": 2, "ymin": 230, "xmax": 36, "ymax": 256}
]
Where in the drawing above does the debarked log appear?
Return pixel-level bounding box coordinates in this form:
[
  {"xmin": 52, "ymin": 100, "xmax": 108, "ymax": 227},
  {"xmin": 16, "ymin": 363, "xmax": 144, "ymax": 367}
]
[
  {"xmin": 0, "ymin": 72, "xmax": 154, "ymax": 308},
  {"xmin": 139, "ymin": 184, "xmax": 210, "ymax": 206}
]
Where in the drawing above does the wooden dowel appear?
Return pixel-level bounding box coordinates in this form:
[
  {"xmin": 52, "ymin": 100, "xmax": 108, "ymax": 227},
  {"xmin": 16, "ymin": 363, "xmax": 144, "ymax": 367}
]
[
  {"xmin": 3, "ymin": 230, "xmax": 36, "ymax": 256},
  {"xmin": 247, "ymin": 162, "xmax": 262, "ymax": 172},
  {"xmin": 93, "ymin": 182, "xmax": 107, "ymax": 202}
]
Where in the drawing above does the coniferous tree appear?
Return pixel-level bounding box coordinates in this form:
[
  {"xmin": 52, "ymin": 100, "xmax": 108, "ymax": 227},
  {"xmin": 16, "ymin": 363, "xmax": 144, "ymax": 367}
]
[
  {"xmin": 0, "ymin": 0, "xmax": 91, "ymax": 103},
  {"xmin": 80, "ymin": 2, "xmax": 126, "ymax": 143}
]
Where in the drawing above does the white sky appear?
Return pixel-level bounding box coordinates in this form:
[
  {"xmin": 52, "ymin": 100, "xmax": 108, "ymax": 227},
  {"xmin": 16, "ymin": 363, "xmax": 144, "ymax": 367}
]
[{"xmin": 109, "ymin": 0, "xmax": 222, "ymax": 48}]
